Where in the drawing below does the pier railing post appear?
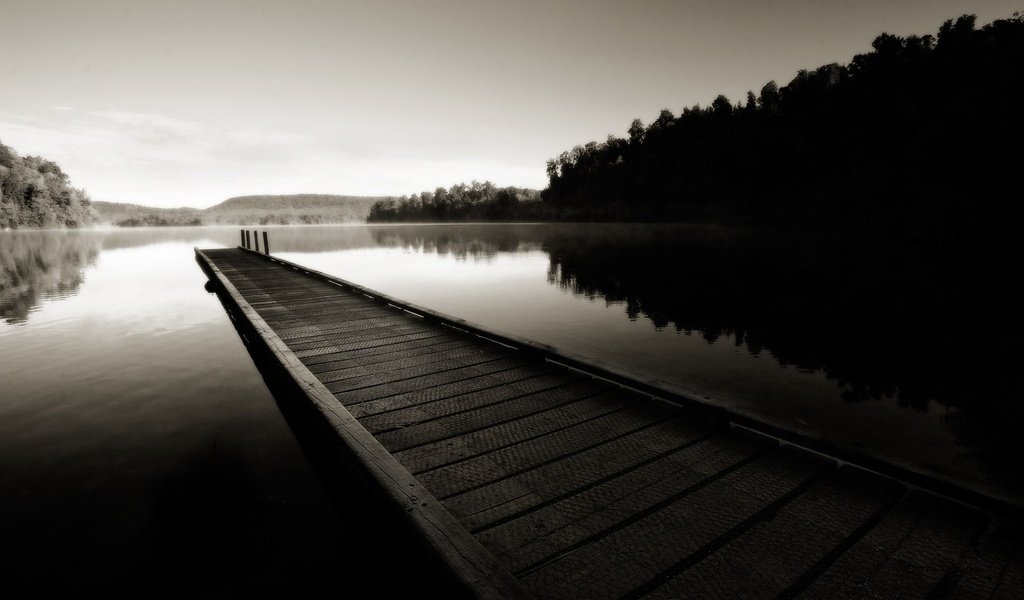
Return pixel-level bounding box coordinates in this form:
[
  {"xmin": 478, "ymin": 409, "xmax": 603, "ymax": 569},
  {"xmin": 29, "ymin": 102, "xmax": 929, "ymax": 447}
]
[
  {"xmin": 245, "ymin": 230, "xmax": 251, "ymax": 249},
  {"xmin": 240, "ymin": 229, "xmax": 245, "ymax": 247},
  {"xmin": 263, "ymin": 231, "xmax": 270, "ymax": 255},
  {"xmin": 254, "ymin": 229, "xmax": 260, "ymax": 252}
]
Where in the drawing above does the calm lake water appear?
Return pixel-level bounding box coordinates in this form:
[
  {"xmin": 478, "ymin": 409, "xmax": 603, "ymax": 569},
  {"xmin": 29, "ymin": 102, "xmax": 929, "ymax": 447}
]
[{"xmin": 2, "ymin": 223, "xmax": 1021, "ymax": 587}]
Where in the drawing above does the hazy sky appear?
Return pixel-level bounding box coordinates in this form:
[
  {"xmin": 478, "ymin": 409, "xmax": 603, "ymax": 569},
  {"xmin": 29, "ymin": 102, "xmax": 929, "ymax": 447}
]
[{"xmin": 1, "ymin": 0, "xmax": 1019, "ymax": 208}]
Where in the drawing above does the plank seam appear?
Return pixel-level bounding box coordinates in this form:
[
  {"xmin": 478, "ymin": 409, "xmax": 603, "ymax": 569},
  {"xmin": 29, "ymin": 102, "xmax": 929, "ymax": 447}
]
[
  {"xmin": 410, "ymin": 396, "xmax": 652, "ymax": 476},
  {"xmin": 372, "ymin": 374, "xmax": 592, "ymax": 436},
  {"xmin": 512, "ymin": 442, "xmax": 780, "ymax": 576},
  {"xmin": 617, "ymin": 462, "xmax": 836, "ymax": 600},
  {"xmin": 468, "ymin": 427, "xmax": 727, "ymax": 534}
]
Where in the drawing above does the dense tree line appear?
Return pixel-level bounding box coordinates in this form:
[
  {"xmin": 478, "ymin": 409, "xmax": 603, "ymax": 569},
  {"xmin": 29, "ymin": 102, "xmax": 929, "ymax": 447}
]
[
  {"xmin": 368, "ymin": 181, "xmax": 542, "ymax": 222},
  {"xmin": 0, "ymin": 141, "xmax": 96, "ymax": 229},
  {"xmin": 543, "ymin": 13, "xmax": 1024, "ymax": 230}
]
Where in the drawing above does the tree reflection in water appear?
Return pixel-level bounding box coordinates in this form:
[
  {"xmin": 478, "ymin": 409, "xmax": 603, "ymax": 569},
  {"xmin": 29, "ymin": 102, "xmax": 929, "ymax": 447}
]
[
  {"xmin": 373, "ymin": 223, "xmax": 1024, "ymax": 488},
  {"xmin": 4, "ymin": 224, "xmax": 1020, "ymax": 490},
  {"xmin": 0, "ymin": 232, "xmax": 101, "ymax": 324}
]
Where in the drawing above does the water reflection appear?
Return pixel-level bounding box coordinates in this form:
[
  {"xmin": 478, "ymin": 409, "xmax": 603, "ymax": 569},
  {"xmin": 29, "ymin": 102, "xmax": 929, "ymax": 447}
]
[
  {"xmin": 364, "ymin": 224, "xmax": 1023, "ymax": 493},
  {"xmin": 372, "ymin": 224, "xmax": 546, "ymax": 260},
  {"xmin": 0, "ymin": 227, "xmax": 380, "ymax": 325},
  {"xmin": 0, "ymin": 232, "xmax": 100, "ymax": 324},
  {"xmin": 3, "ymin": 224, "xmax": 1021, "ymax": 499}
]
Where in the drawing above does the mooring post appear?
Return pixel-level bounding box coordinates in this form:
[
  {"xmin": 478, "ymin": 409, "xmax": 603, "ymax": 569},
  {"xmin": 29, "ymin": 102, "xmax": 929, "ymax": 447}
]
[
  {"xmin": 240, "ymin": 229, "xmax": 245, "ymax": 247},
  {"xmin": 254, "ymin": 230, "xmax": 261, "ymax": 252},
  {"xmin": 263, "ymin": 231, "xmax": 270, "ymax": 255},
  {"xmin": 245, "ymin": 230, "xmax": 251, "ymax": 249}
]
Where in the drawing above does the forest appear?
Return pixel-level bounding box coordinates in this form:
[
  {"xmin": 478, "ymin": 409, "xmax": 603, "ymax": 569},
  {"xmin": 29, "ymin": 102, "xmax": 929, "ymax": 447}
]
[
  {"xmin": 0, "ymin": 141, "xmax": 96, "ymax": 229},
  {"xmin": 541, "ymin": 13, "xmax": 1024, "ymax": 231},
  {"xmin": 367, "ymin": 181, "xmax": 542, "ymax": 222},
  {"xmin": 368, "ymin": 13, "xmax": 1023, "ymax": 227}
]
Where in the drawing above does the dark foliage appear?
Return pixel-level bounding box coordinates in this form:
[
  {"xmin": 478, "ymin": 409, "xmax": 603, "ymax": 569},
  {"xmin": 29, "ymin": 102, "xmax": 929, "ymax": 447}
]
[
  {"xmin": 368, "ymin": 181, "xmax": 542, "ymax": 222},
  {"xmin": 0, "ymin": 141, "xmax": 96, "ymax": 228},
  {"xmin": 543, "ymin": 13, "xmax": 1024, "ymax": 230}
]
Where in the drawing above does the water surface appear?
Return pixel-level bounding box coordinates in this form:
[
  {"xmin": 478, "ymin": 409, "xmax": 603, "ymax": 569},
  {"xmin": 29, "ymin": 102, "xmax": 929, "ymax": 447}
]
[
  {"xmin": 2, "ymin": 224, "xmax": 1021, "ymax": 571},
  {"xmin": 0, "ymin": 227, "xmax": 421, "ymax": 595}
]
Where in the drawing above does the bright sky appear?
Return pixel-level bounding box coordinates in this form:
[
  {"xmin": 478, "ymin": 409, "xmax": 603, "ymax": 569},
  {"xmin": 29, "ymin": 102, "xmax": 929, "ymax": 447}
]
[{"xmin": 1, "ymin": 0, "xmax": 1018, "ymax": 208}]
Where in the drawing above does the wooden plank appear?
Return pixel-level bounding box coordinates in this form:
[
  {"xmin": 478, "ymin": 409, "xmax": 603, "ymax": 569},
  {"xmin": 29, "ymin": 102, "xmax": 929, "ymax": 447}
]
[
  {"xmin": 304, "ymin": 335, "xmax": 474, "ymax": 372},
  {"xmin": 278, "ymin": 317, "xmax": 429, "ymax": 346},
  {"xmin": 250, "ymin": 292, "xmax": 379, "ymax": 308},
  {"xmin": 412, "ymin": 396, "xmax": 675, "ymax": 498},
  {"xmin": 348, "ymin": 363, "xmax": 567, "ymax": 419},
  {"xmin": 358, "ymin": 370, "xmax": 589, "ymax": 434},
  {"xmin": 249, "ymin": 296, "xmax": 375, "ymax": 312},
  {"xmin": 294, "ymin": 329, "xmax": 452, "ymax": 359},
  {"xmin": 395, "ymin": 390, "xmax": 646, "ymax": 475},
  {"xmin": 332, "ymin": 356, "xmax": 539, "ymax": 404},
  {"xmin": 476, "ymin": 429, "xmax": 775, "ymax": 573},
  {"xmin": 277, "ymin": 316, "xmax": 425, "ymax": 343},
  {"xmin": 517, "ymin": 446, "xmax": 832, "ymax": 600},
  {"xmin": 797, "ymin": 492, "xmax": 986, "ymax": 600},
  {"xmin": 318, "ymin": 345, "xmax": 506, "ymax": 385},
  {"xmin": 287, "ymin": 322, "xmax": 438, "ymax": 352},
  {"xmin": 375, "ymin": 377, "xmax": 613, "ymax": 451},
  {"xmin": 264, "ymin": 305, "xmax": 395, "ymax": 328},
  {"xmin": 443, "ymin": 417, "xmax": 722, "ymax": 531},
  {"xmin": 257, "ymin": 303, "xmax": 398, "ymax": 322},
  {"xmin": 195, "ymin": 248, "xmax": 532, "ymax": 600},
  {"xmin": 322, "ymin": 348, "xmax": 514, "ymax": 390},
  {"xmin": 247, "ymin": 291, "xmax": 361, "ymax": 304},
  {"xmin": 640, "ymin": 467, "xmax": 903, "ymax": 599},
  {"xmin": 949, "ymin": 523, "xmax": 1024, "ymax": 600}
]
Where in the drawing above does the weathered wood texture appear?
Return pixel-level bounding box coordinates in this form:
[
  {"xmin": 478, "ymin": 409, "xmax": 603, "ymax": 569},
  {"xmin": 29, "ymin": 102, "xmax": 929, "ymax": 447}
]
[{"xmin": 197, "ymin": 247, "xmax": 1023, "ymax": 600}]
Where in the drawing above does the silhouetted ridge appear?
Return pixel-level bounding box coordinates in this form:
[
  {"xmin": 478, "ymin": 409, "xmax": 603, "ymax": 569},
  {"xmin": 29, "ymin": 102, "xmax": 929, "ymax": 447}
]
[
  {"xmin": 94, "ymin": 194, "xmax": 393, "ymax": 226},
  {"xmin": 208, "ymin": 194, "xmax": 387, "ymax": 212}
]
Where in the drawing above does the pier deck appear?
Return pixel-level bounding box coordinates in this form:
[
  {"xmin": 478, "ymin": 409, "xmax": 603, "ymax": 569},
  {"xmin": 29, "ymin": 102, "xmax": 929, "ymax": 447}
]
[{"xmin": 197, "ymin": 246, "xmax": 1022, "ymax": 600}]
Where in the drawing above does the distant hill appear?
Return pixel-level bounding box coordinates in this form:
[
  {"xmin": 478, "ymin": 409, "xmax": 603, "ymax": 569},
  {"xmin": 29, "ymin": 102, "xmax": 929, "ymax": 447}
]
[
  {"xmin": 92, "ymin": 201, "xmax": 201, "ymax": 226},
  {"xmin": 203, "ymin": 194, "xmax": 388, "ymax": 224},
  {"xmin": 94, "ymin": 194, "xmax": 395, "ymax": 226}
]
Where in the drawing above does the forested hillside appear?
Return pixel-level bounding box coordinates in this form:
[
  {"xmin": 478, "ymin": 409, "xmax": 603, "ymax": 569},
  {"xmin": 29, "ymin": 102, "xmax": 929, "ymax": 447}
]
[
  {"xmin": 203, "ymin": 194, "xmax": 386, "ymax": 224},
  {"xmin": 0, "ymin": 141, "xmax": 96, "ymax": 229},
  {"xmin": 542, "ymin": 13, "xmax": 1024, "ymax": 230},
  {"xmin": 92, "ymin": 202, "xmax": 201, "ymax": 226},
  {"xmin": 94, "ymin": 194, "xmax": 390, "ymax": 226}
]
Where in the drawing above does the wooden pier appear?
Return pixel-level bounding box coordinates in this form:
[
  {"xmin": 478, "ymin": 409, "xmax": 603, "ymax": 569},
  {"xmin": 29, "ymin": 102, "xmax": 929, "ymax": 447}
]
[{"xmin": 196, "ymin": 243, "xmax": 1022, "ymax": 600}]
